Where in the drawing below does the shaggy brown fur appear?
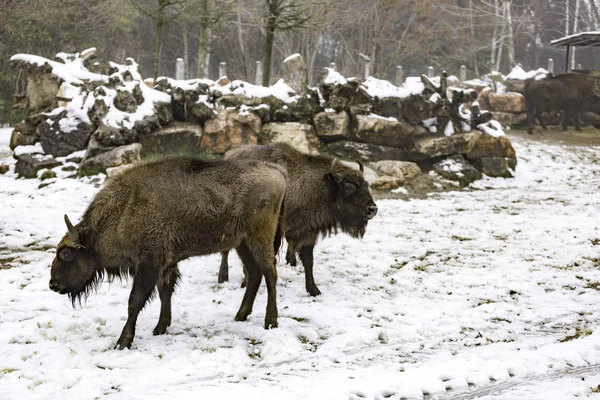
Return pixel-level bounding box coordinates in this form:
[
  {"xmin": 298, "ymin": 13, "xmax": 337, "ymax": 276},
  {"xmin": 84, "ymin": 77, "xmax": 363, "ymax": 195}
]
[
  {"xmin": 49, "ymin": 156, "xmax": 286, "ymax": 349},
  {"xmin": 218, "ymin": 143, "xmax": 377, "ymax": 296}
]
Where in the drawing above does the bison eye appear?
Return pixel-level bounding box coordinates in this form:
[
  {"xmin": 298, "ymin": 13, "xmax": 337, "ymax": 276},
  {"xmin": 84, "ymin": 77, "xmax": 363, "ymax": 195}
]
[
  {"xmin": 344, "ymin": 182, "xmax": 357, "ymax": 196},
  {"xmin": 59, "ymin": 248, "xmax": 74, "ymax": 262}
]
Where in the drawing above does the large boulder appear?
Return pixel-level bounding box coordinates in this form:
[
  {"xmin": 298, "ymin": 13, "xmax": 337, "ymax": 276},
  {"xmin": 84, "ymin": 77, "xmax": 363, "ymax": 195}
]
[
  {"xmin": 475, "ymin": 87, "xmax": 493, "ymax": 111},
  {"xmin": 470, "ymin": 156, "xmax": 514, "ymax": 178},
  {"xmin": 370, "ymin": 160, "xmax": 421, "ymax": 180},
  {"xmin": 93, "ymin": 123, "xmax": 137, "ymax": 147},
  {"xmin": 313, "ymin": 111, "xmax": 350, "ymax": 143},
  {"xmin": 325, "ymin": 140, "xmax": 407, "ymax": 162},
  {"xmin": 433, "ymin": 154, "xmax": 482, "ymax": 187},
  {"xmin": 37, "ymin": 110, "xmax": 94, "ymax": 157},
  {"xmin": 488, "ymin": 92, "xmax": 526, "ymax": 113},
  {"xmin": 371, "ymin": 175, "xmax": 404, "ymax": 190},
  {"xmin": 15, "ymin": 154, "xmax": 62, "ymax": 179},
  {"xmin": 201, "ymin": 109, "xmax": 261, "ymax": 154},
  {"xmin": 139, "ymin": 122, "xmax": 203, "ymax": 157},
  {"xmin": 327, "ymin": 81, "xmax": 372, "ymax": 115},
  {"xmin": 350, "ymin": 114, "xmax": 415, "ymax": 147},
  {"xmin": 79, "ymin": 143, "xmax": 141, "ymax": 176},
  {"xmin": 408, "ymin": 131, "xmax": 482, "ymax": 162},
  {"xmin": 260, "ymin": 122, "xmax": 319, "ymax": 154},
  {"xmin": 372, "ymin": 95, "xmax": 431, "ymax": 125},
  {"xmin": 10, "ymin": 129, "xmax": 37, "ymax": 150},
  {"xmin": 466, "ymin": 134, "xmax": 516, "ymax": 159}
]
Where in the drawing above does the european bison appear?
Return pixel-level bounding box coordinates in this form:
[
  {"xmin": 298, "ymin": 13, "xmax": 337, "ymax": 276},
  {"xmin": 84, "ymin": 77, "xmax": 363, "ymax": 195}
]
[
  {"xmin": 218, "ymin": 143, "xmax": 377, "ymax": 296},
  {"xmin": 524, "ymin": 73, "xmax": 600, "ymax": 134},
  {"xmin": 49, "ymin": 156, "xmax": 286, "ymax": 349}
]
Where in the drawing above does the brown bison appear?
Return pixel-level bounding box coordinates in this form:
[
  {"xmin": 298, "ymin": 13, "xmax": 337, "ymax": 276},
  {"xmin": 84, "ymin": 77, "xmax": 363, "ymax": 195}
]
[
  {"xmin": 49, "ymin": 156, "xmax": 286, "ymax": 349},
  {"xmin": 525, "ymin": 73, "xmax": 600, "ymax": 134},
  {"xmin": 218, "ymin": 143, "xmax": 377, "ymax": 296}
]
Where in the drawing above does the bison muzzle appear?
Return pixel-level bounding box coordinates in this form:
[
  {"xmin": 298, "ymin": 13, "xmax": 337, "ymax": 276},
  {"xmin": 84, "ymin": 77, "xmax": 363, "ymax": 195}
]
[{"xmin": 49, "ymin": 156, "xmax": 286, "ymax": 349}]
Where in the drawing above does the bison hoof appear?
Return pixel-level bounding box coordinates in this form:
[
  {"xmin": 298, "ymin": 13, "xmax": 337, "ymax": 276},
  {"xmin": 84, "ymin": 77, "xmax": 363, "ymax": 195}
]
[
  {"xmin": 152, "ymin": 325, "xmax": 169, "ymax": 336},
  {"xmin": 307, "ymin": 286, "xmax": 321, "ymax": 297},
  {"xmin": 114, "ymin": 336, "xmax": 133, "ymax": 350},
  {"xmin": 264, "ymin": 318, "xmax": 278, "ymax": 330}
]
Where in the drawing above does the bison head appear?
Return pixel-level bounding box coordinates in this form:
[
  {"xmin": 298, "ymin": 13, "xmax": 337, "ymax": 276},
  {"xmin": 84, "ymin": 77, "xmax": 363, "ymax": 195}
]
[
  {"xmin": 49, "ymin": 215, "xmax": 100, "ymax": 305},
  {"xmin": 327, "ymin": 159, "xmax": 378, "ymax": 238}
]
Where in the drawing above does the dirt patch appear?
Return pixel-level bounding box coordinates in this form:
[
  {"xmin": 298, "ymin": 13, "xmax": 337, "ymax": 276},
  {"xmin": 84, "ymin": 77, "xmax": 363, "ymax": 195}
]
[{"xmin": 507, "ymin": 127, "xmax": 600, "ymax": 146}]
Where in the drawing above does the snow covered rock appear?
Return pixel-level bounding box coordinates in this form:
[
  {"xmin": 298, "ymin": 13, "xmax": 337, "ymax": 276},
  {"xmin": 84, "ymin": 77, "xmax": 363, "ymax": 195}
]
[
  {"xmin": 78, "ymin": 143, "xmax": 141, "ymax": 176},
  {"xmin": 139, "ymin": 122, "xmax": 203, "ymax": 157},
  {"xmin": 201, "ymin": 109, "xmax": 261, "ymax": 154},
  {"xmin": 488, "ymin": 92, "xmax": 526, "ymax": 113},
  {"xmin": 351, "ymin": 114, "xmax": 415, "ymax": 147},
  {"xmin": 15, "ymin": 154, "xmax": 61, "ymax": 179},
  {"xmin": 466, "ymin": 134, "xmax": 516, "ymax": 159},
  {"xmin": 325, "ymin": 140, "xmax": 406, "ymax": 162},
  {"xmin": 283, "ymin": 53, "xmax": 308, "ymax": 96},
  {"xmin": 260, "ymin": 122, "xmax": 319, "ymax": 155},
  {"xmin": 433, "ymin": 154, "xmax": 482, "ymax": 187},
  {"xmin": 38, "ymin": 109, "xmax": 94, "ymax": 157},
  {"xmin": 370, "ymin": 160, "xmax": 421, "ymax": 180},
  {"xmin": 313, "ymin": 111, "xmax": 350, "ymax": 143}
]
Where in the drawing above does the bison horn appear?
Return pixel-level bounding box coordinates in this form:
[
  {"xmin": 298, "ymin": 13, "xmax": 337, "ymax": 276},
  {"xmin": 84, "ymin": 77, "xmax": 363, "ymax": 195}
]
[
  {"xmin": 355, "ymin": 159, "xmax": 364, "ymax": 174},
  {"xmin": 330, "ymin": 158, "xmax": 343, "ymax": 182},
  {"xmin": 64, "ymin": 214, "xmax": 79, "ymax": 244}
]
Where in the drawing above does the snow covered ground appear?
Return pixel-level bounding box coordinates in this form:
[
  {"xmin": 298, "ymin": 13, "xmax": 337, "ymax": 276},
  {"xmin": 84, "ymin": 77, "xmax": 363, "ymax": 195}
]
[{"xmin": 1, "ymin": 126, "xmax": 600, "ymax": 399}]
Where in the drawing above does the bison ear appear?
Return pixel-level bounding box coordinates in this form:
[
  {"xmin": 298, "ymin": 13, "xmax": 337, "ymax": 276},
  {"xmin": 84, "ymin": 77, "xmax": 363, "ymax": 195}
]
[
  {"xmin": 355, "ymin": 159, "xmax": 364, "ymax": 174},
  {"xmin": 64, "ymin": 214, "xmax": 80, "ymax": 245},
  {"xmin": 330, "ymin": 159, "xmax": 343, "ymax": 182}
]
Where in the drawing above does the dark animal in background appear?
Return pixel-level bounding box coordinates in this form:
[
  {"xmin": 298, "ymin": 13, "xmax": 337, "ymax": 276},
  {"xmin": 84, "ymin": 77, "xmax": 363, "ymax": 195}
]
[
  {"xmin": 49, "ymin": 156, "xmax": 286, "ymax": 349},
  {"xmin": 218, "ymin": 143, "xmax": 378, "ymax": 296},
  {"xmin": 524, "ymin": 73, "xmax": 600, "ymax": 134}
]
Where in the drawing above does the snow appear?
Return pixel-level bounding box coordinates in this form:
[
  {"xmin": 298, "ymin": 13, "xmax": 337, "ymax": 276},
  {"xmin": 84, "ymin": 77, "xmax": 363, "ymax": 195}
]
[
  {"xmin": 444, "ymin": 121, "xmax": 455, "ymax": 136},
  {"xmin": 361, "ymin": 76, "xmax": 424, "ymax": 99},
  {"xmin": 283, "ymin": 53, "xmax": 302, "ymax": 63},
  {"xmin": 3, "ymin": 130, "xmax": 600, "ymax": 400},
  {"xmin": 322, "ymin": 67, "xmax": 347, "ymax": 85},
  {"xmin": 479, "ymin": 120, "xmax": 506, "ymax": 137},
  {"xmin": 10, "ymin": 51, "xmax": 105, "ymax": 85},
  {"xmin": 13, "ymin": 143, "xmax": 44, "ymax": 156},
  {"xmin": 367, "ymin": 113, "xmax": 398, "ymax": 122},
  {"xmin": 217, "ymin": 79, "xmax": 299, "ymax": 104},
  {"xmin": 505, "ymin": 66, "xmax": 549, "ymax": 81}
]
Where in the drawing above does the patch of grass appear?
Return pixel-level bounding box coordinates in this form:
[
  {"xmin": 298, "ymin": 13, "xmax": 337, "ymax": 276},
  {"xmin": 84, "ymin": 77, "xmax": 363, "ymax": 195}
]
[
  {"xmin": 451, "ymin": 235, "xmax": 473, "ymax": 242},
  {"xmin": 559, "ymin": 327, "xmax": 593, "ymax": 342},
  {"xmin": 0, "ymin": 368, "xmax": 17, "ymax": 376}
]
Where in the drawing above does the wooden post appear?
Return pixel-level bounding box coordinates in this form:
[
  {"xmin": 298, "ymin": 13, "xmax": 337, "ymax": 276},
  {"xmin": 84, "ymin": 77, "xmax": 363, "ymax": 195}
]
[
  {"xmin": 330, "ymin": 62, "xmax": 336, "ymax": 70},
  {"xmin": 565, "ymin": 45, "xmax": 571, "ymax": 73},
  {"xmin": 427, "ymin": 66, "xmax": 434, "ymax": 78},
  {"xmin": 219, "ymin": 62, "xmax": 227, "ymax": 78},
  {"xmin": 255, "ymin": 61, "xmax": 262, "ymax": 85},
  {"xmin": 460, "ymin": 65, "xmax": 467, "ymax": 82},
  {"xmin": 175, "ymin": 58, "xmax": 184, "ymax": 80},
  {"xmin": 395, "ymin": 65, "xmax": 404, "ymax": 86},
  {"xmin": 364, "ymin": 60, "xmax": 371, "ymax": 79},
  {"xmin": 547, "ymin": 58, "xmax": 554, "ymax": 75}
]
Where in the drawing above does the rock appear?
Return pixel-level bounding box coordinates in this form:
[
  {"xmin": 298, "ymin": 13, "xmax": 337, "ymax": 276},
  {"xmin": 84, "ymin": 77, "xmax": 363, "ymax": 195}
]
[
  {"xmin": 492, "ymin": 112, "xmax": 527, "ymax": 127},
  {"xmin": 84, "ymin": 134, "xmax": 115, "ymax": 159},
  {"xmin": 327, "ymin": 81, "xmax": 372, "ymax": 114},
  {"xmin": 371, "ymin": 175, "xmax": 404, "ymax": 190},
  {"xmin": 466, "ymin": 134, "xmax": 516, "ymax": 159},
  {"xmin": 260, "ymin": 122, "xmax": 319, "ymax": 154},
  {"xmin": 15, "ymin": 154, "xmax": 62, "ymax": 179},
  {"xmin": 488, "ymin": 92, "xmax": 526, "ymax": 113},
  {"xmin": 114, "ymin": 87, "xmax": 141, "ymax": 113},
  {"xmin": 370, "ymin": 160, "xmax": 421, "ymax": 180},
  {"xmin": 94, "ymin": 123, "xmax": 137, "ymax": 147},
  {"xmin": 408, "ymin": 131, "xmax": 482, "ymax": 162},
  {"xmin": 433, "ymin": 154, "xmax": 482, "ymax": 187},
  {"xmin": 139, "ymin": 122, "xmax": 203, "ymax": 157},
  {"xmin": 372, "ymin": 95, "xmax": 431, "ymax": 125},
  {"xmin": 201, "ymin": 109, "xmax": 261, "ymax": 154},
  {"xmin": 106, "ymin": 164, "xmax": 135, "ymax": 179},
  {"xmin": 0, "ymin": 165, "xmax": 9, "ymax": 174},
  {"xmin": 61, "ymin": 165, "xmax": 77, "ymax": 172},
  {"xmin": 40, "ymin": 169, "xmax": 57, "ymax": 180},
  {"xmin": 273, "ymin": 95, "xmax": 322, "ymax": 123},
  {"xmin": 351, "ymin": 114, "xmax": 415, "ymax": 147},
  {"xmin": 38, "ymin": 113, "xmax": 94, "ymax": 157},
  {"xmin": 504, "ymin": 79, "xmax": 525, "ymax": 94},
  {"xmin": 25, "ymin": 69, "xmax": 59, "ymax": 113},
  {"xmin": 470, "ymin": 156, "xmax": 513, "ymax": 178},
  {"xmin": 79, "ymin": 143, "xmax": 141, "ymax": 176},
  {"xmin": 283, "ymin": 53, "xmax": 308, "ymax": 96},
  {"xmin": 10, "ymin": 129, "xmax": 37, "ymax": 150},
  {"xmin": 313, "ymin": 111, "xmax": 350, "ymax": 143},
  {"xmin": 325, "ymin": 140, "xmax": 407, "ymax": 162},
  {"xmin": 476, "ymin": 87, "xmax": 492, "ymax": 111}
]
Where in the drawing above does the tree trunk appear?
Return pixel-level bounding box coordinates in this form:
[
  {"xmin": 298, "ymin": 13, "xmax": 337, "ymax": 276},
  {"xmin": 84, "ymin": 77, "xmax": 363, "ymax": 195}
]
[
  {"xmin": 469, "ymin": 0, "xmax": 479, "ymax": 76},
  {"xmin": 566, "ymin": 0, "xmax": 570, "ymax": 36},
  {"xmin": 490, "ymin": 0, "xmax": 498, "ymax": 69},
  {"xmin": 182, "ymin": 21, "xmax": 189, "ymax": 79},
  {"xmin": 262, "ymin": 0, "xmax": 278, "ymax": 87},
  {"xmin": 236, "ymin": 0, "xmax": 248, "ymax": 80},
  {"xmin": 572, "ymin": 0, "xmax": 580, "ymax": 70},
  {"xmin": 154, "ymin": 21, "xmax": 164, "ymax": 81},
  {"xmin": 197, "ymin": 0, "xmax": 211, "ymax": 78},
  {"xmin": 506, "ymin": 0, "xmax": 516, "ymax": 68}
]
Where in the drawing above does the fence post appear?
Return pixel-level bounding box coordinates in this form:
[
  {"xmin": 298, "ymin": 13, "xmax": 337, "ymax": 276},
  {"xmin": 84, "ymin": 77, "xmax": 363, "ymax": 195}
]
[
  {"xmin": 427, "ymin": 66, "xmax": 434, "ymax": 78},
  {"xmin": 175, "ymin": 58, "xmax": 184, "ymax": 80},
  {"xmin": 395, "ymin": 65, "xmax": 404, "ymax": 86},
  {"xmin": 577, "ymin": 63, "xmax": 582, "ymax": 70},
  {"xmin": 219, "ymin": 62, "xmax": 227, "ymax": 78},
  {"xmin": 255, "ymin": 61, "xmax": 262, "ymax": 85},
  {"xmin": 330, "ymin": 62, "xmax": 336, "ymax": 71},
  {"xmin": 460, "ymin": 65, "xmax": 467, "ymax": 82},
  {"xmin": 364, "ymin": 60, "xmax": 371, "ymax": 79},
  {"xmin": 547, "ymin": 58, "xmax": 554, "ymax": 75}
]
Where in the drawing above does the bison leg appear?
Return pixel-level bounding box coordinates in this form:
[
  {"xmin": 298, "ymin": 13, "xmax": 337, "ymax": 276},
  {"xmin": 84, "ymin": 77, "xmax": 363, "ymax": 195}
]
[
  {"xmin": 536, "ymin": 110, "xmax": 548, "ymax": 130},
  {"xmin": 299, "ymin": 244, "xmax": 321, "ymax": 297},
  {"xmin": 285, "ymin": 247, "xmax": 297, "ymax": 266},
  {"xmin": 153, "ymin": 265, "xmax": 180, "ymax": 336},
  {"xmin": 115, "ymin": 267, "xmax": 159, "ymax": 350},
  {"xmin": 218, "ymin": 251, "xmax": 229, "ymax": 283},
  {"xmin": 527, "ymin": 108, "xmax": 535, "ymax": 134},
  {"xmin": 234, "ymin": 240, "xmax": 263, "ymax": 322}
]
